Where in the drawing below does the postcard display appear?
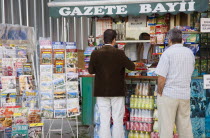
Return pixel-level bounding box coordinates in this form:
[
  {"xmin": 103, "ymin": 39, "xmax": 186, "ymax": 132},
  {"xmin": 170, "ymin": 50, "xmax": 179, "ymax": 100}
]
[
  {"xmin": 39, "ymin": 38, "xmax": 80, "ymax": 136},
  {"xmin": 0, "ymin": 24, "xmax": 43, "ymax": 138}
]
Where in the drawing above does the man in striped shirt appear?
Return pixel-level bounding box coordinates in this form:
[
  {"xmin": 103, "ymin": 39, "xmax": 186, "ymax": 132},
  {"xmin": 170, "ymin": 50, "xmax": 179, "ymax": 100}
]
[{"xmin": 155, "ymin": 28, "xmax": 195, "ymax": 138}]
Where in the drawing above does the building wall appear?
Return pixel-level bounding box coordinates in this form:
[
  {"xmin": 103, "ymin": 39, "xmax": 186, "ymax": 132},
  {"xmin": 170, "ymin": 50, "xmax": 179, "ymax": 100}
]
[{"xmin": 0, "ymin": 0, "xmax": 89, "ymax": 50}]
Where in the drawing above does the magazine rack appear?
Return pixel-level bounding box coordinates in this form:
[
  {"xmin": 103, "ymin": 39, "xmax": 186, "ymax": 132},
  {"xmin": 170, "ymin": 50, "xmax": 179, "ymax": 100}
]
[{"xmin": 45, "ymin": 114, "xmax": 79, "ymax": 138}]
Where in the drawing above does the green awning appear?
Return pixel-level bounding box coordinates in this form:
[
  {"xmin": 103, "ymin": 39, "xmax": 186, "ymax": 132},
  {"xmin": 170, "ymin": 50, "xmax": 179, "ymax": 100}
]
[{"xmin": 48, "ymin": 0, "xmax": 209, "ymax": 18}]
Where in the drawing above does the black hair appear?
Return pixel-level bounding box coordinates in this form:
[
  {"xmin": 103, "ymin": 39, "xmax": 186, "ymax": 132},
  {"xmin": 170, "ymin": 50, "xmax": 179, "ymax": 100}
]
[
  {"xmin": 103, "ymin": 29, "xmax": 117, "ymax": 44},
  {"xmin": 139, "ymin": 33, "xmax": 150, "ymax": 40}
]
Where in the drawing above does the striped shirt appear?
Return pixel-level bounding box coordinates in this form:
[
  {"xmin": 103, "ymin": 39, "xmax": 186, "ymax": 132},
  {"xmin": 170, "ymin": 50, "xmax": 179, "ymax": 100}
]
[{"xmin": 155, "ymin": 44, "xmax": 195, "ymax": 99}]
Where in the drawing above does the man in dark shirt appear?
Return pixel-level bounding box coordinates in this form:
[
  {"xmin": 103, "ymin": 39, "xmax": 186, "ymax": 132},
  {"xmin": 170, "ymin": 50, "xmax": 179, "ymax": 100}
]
[{"xmin": 89, "ymin": 29, "xmax": 135, "ymax": 138}]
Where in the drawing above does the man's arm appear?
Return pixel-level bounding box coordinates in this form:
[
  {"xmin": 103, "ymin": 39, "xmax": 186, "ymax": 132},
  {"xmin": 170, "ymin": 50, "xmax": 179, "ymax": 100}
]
[
  {"xmin": 157, "ymin": 75, "xmax": 166, "ymax": 96},
  {"xmin": 88, "ymin": 51, "xmax": 96, "ymax": 74},
  {"xmin": 120, "ymin": 50, "xmax": 135, "ymax": 71},
  {"xmin": 155, "ymin": 53, "xmax": 169, "ymax": 96}
]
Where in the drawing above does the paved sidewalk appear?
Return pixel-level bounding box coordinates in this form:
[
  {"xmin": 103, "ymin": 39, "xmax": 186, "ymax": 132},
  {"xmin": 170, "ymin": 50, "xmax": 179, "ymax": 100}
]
[{"xmin": 43, "ymin": 118, "xmax": 92, "ymax": 138}]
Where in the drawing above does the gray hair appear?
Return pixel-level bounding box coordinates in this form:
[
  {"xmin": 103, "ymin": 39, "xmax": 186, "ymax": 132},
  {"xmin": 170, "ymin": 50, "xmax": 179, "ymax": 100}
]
[{"xmin": 167, "ymin": 28, "xmax": 182, "ymax": 44}]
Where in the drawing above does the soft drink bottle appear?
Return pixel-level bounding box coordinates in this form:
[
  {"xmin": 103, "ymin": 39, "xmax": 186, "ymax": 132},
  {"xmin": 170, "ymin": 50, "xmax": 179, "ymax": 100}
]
[
  {"xmin": 134, "ymin": 95, "xmax": 138, "ymax": 109},
  {"xmin": 173, "ymin": 124, "xmax": 177, "ymax": 134},
  {"xmin": 139, "ymin": 123, "xmax": 143, "ymax": 131},
  {"xmin": 150, "ymin": 132, "xmax": 156, "ymax": 138},
  {"xmin": 142, "ymin": 96, "xmax": 145, "ymax": 109},
  {"xmin": 140, "ymin": 83, "xmax": 143, "ymax": 96},
  {"xmin": 145, "ymin": 96, "xmax": 149, "ymax": 110},
  {"xmin": 150, "ymin": 96, "xmax": 154, "ymax": 109},
  {"xmin": 139, "ymin": 131, "xmax": 144, "ymax": 138},
  {"xmin": 142, "ymin": 83, "xmax": 145, "ymax": 96},
  {"xmin": 173, "ymin": 133, "xmax": 179, "ymax": 138},
  {"xmin": 137, "ymin": 96, "xmax": 141, "ymax": 109},
  {"xmin": 130, "ymin": 95, "xmax": 134, "ymax": 108},
  {"xmin": 134, "ymin": 109, "xmax": 137, "ymax": 121},
  {"xmin": 94, "ymin": 125, "xmax": 100, "ymax": 138},
  {"xmin": 148, "ymin": 123, "xmax": 152, "ymax": 132},
  {"xmin": 142, "ymin": 110, "xmax": 145, "ymax": 122},
  {"xmin": 130, "ymin": 109, "xmax": 134, "ymax": 121},
  {"xmin": 145, "ymin": 132, "xmax": 150, "ymax": 138},
  {"xmin": 136, "ymin": 109, "xmax": 139, "ymax": 122},
  {"xmin": 94, "ymin": 104, "xmax": 100, "ymax": 125},
  {"xmin": 135, "ymin": 83, "xmax": 139, "ymax": 95},
  {"xmin": 128, "ymin": 130, "xmax": 134, "ymax": 138},
  {"xmin": 134, "ymin": 131, "xmax": 139, "ymax": 138},
  {"xmin": 139, "ymin": 109, "xmax": 142, "ymax": 122},
  {"xmin": 126, "ymin": 121, "xmax": 130, "ymax": 130},
  {"xmin": 148, "ymin": 96, "xmax": 152, "ymax": 110},
  {"xmin": 144, "ymin": 110, "xmax": 148, "ymax": 122}
]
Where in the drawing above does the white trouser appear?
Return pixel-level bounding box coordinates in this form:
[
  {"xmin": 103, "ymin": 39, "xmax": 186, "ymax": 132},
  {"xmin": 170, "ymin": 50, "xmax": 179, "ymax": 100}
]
[
  {"xmin": 97, "ymin": 97, "xmax": 125, "ymax": 138},
  {"xmin": 157, "ymin": 95, "xmax": 193, "ymax": 138}
]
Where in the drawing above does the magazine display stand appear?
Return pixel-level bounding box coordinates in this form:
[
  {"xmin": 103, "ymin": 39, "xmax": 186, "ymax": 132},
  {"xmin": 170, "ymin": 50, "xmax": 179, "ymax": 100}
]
[
  {"xmin": 39, "ymin": 39, "xmax": 80, "ymax": 138},
  {"xmin": 0, "ymin": 24, "xmax": 45, "ymax": 138},
  {"xmin": 45, "ymin": 115, "xmax": 79, "ymax": 138}
]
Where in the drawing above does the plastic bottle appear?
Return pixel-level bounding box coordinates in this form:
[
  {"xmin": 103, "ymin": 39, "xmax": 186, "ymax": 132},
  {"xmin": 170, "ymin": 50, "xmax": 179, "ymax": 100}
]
[
  {"xmin": 145, "ymin": 132, "xmax": 150, "ymax": 138},
  {"xmin": 94, "ymin": 125, "xmax": 100, "ymax": 138},
  {"xmin": 134, "ymin": 131, "xmax": 139, "ymax": 138},
  {"xmin": 139, "ymin": 109, "xmax": 142, "ymax": 122},
  {"xmin": 135, "ymin": 83, "xmax": 139, "ymax": 95},
  {"xmin": 134, "ymin": 95, "xmax": 138, "ymax": 109},
  {"xmin": 94, "ymin": 104, "xmax": 100, "ymax": 125},
  {"xmin": 145, "ymin": 96, "xmax": 149, "ymax": 110},
  {"xmin": 135, "ymin": 109, "xmax": 139, "ymax": 122},
  {"xmin": 128, "ymin": 130, "xmax": 134, "ymax": 138},
  {"xmin": 144, "ymin": 110, "xmax": 148, "ymax": 122},
  {"xmin": 150, "ymin": 96, "xmax": 154, "ymax": 110},
  {"xmin": 145, "ymin": 83, "xmax": 149, "ymax": 96},
  {"xmin": 139, "ymin": 83, "xmax": 143, "ymax": 96},
  {"xmin": 130, "ymin": 109, "xmax": 134, "ymax": 121},
  {"xmin": 142, "ymin": 110, "xmax": 145, "ymax": 122},
  {"xmin": 139, "ymin": 131, "xmax": 144, "ymax": 138},
  {"xmin": 142, "ymin": 96, "xmax": 145, "ymax": 109},
  {"xmin": 142, "ymin": 83, "xmax": 145, "ymax": 96},
  {"xmin": 148, "ymin": 96, "xmax": 152, "ymax": 110},
  {"xmin": 130, "ymin": 95, "xmax": 134, "ymax": 108},
  {"xmin": 133, "ymin": 109, "xmax": 138, "ymax": 121}
]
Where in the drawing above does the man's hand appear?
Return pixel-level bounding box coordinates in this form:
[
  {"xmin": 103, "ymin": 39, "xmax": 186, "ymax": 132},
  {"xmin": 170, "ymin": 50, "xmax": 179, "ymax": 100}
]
[{"xmin": 157, "ymin": 75, "xmax": 166, "ymax": 96}]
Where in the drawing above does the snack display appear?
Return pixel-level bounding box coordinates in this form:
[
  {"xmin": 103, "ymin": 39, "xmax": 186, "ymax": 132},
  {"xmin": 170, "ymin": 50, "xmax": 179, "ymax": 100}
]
[{"xmin": 28, "ymin": 110, "xmax": 41, "ymax": 124}]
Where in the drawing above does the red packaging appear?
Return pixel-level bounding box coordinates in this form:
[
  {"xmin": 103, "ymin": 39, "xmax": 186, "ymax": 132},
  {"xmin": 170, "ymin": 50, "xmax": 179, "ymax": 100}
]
[
  {"xmin": 136, "ymin": 122, "xmax": 140, "ymax": 131},
  {"xmin": 123, "ymin": 107, "xmax": 130, "ymax": 124},
  {"xmin": 148, "ymin": 123, "xmax": 152, "ymax": 132},
  {"xmin": 126, "ymin": 121, "xmax": 130, "ymax": 130},
  {"xmin": 133, "ymin": 122, "xmax": 138, "ymax": 131},
  {"xmin": 130, "ymin": 122, "xmax": 134, "ymax": 130},
  {"xmin": 173, "ymin": 134, "xmax": 179, "ymax": 138},
  {"xmin": 143, "ymin": 123, "xmax": 148, "ymax": 132},
  {"xmin": 151, "ymin": 132, "xmax": 157, "ymax": 138}
]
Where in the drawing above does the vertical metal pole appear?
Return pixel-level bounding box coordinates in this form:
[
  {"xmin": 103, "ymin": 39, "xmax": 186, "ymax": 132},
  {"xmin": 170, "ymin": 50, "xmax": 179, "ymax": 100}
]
[
  {"xmin": 11, "ymin": 0, "xmax": 14, "ymax": 24},
  {"xmin": 34, "ymin": 0, "xmax": 39, "ymax": 96},
  {"xmin": 34, "ymin": 0, "xmax": 37, "ymax": 39},
  {"xmin": 49, "ymin": 0, "xmax": 53, "ymax": 39},
  {"xmin": 81, "ymin": 17, "xmax": 84, "ymax": 50},
  {"xmin": 57, "ymin": 18, "xmax": 60, "ymax": 41},
  {"xmin": 61, "ymin": 17, "xmax": 64, "ymax": 42},
  {"xmin": 41, "ymin": 0, "xmax": 45, "ymax": 37},
  {"xmin": 67, "ymin": 18, "xmax": 70, "ymax": 42},
  {"xmin": 74, "ymin": 17, "xmax": 76, "ymax": 42},
  {"xmin": 2, "ymin": 0, "xmax": 5, "ymax": 24},
  {"xmin": 26, "ymin": 0, "xmax": 29, "ymax": 26},
  {"xmin": 87, "ymin": 18, "xmax": 90, "ymax": 36},
  {"xmin": 64, "ymin": 17, "xmax": 67, "ymax": 42},
  {"xmin": 18, "ymin": 0, "xmax": 22, "ymax": 25}
]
